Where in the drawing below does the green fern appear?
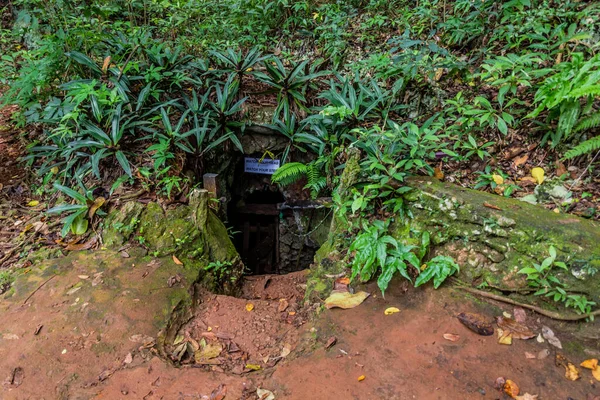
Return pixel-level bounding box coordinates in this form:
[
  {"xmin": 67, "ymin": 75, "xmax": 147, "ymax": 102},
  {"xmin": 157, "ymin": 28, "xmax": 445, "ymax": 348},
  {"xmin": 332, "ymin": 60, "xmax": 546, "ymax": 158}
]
[
  {"xmin": 271, "ymin": 162, "xmax": 308, "ymax": 186},
  {"xmin": 272, "ymin": 161, "xmax": 327, "ymax": 198},
  {"xmin": 564, "ymin": 135, "xmax": 600, "ymax": 160},
  {"xmin": 305, "ymin": 163, "xmax": 327, "ymax": 198},
  {"xmin": 575, "ymin": 111, "xmax": 600, "ymax": 133}
]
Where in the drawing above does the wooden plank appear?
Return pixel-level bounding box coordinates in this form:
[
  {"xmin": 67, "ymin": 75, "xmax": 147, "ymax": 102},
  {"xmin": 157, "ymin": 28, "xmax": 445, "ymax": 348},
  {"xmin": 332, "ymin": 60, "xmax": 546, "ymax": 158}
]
[{"xmin": 236, "ymin": 203, "xmax": 279, "ymax": 216}]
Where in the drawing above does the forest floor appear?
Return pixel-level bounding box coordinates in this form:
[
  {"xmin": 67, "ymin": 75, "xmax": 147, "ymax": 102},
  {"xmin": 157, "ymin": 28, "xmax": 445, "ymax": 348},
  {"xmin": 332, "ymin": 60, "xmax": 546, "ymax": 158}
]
[{"xmin": 1, "ymin": 249, "xmax": 599, "ymax": 400}]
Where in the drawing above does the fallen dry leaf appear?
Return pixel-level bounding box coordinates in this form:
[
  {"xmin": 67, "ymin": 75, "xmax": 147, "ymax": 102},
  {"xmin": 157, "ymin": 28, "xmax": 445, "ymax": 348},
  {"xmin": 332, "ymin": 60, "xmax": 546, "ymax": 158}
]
[
  {"xmin": 581, "ymin": 359, "xmax": 598, "ymax": 370},
  {"xmin": 504, "ymin": 379, "xmax": 520, "ymax": 398},
  {"xmin": 515, "ymin": 394, "xmax": 539, "ymax": 400},
  {"xmin": 492, "ymin": 174, "xmax": 505, "ymax": 185},
  {"xmin": 443, "ymin": 333, "xmax": 460, "ymax": 342},
  {"xmin": 245, "ymin": 303, "xmax": 255, "ymax": 312},
  {"xmin": 27, "ymin": 200, "xmax": 39, "ymax": 207},
  {"xmin": 531, "ymin": 167, "xmax": 545, "ymax": 184},
  {"xmin": 565, "ymin": 363, "xmax": 580, "ymax": 381},
  {"xmin": 324, "ymin": 290, "xmax": 370, "ymax": 309},
  {"xmin": 325, "ymin": 336, "xmax": 337, "ymax": 349},
  {"xmin": 519, "ymin": 176, "xmax": 538, "ymax": 186},
  {"xmin": 280, "ymin": 343, "xmax": 291, "ymax": 358},
  {"xmin": 542, "ymin": 326, "xmax": 562, "ymax": 349},
  {"xmin": 172, "ymin": 255, "xmax": 183, "ymax": 265},
  {"xmin": 434, "ymin": 166, "xmax": 444, "ymax": 180},
  {"xmin": 195, "ymin": 343, "xmax": 223, "ymax": 364},
  {"xmin": 457, "ymin": 312, "xmax": 494, "ymax": 336},
  {"xmin": 334, "ymin": 277, "xmax": 350, "ymax": 292},
  {"xmin": 592, "ymin": 367, "xmax": 600, "ymax": 382},
  {"xmin": 357, "ymin": 375, "xmax": 366, "ymax": 382},
  {"xmin": 498, "ymin": 329, "xmax": 513, "ymax": 345},
  {"xmin": 483, "ymin": 202, "xmax": 503, "ymax": 211},
  {"xmin": 513, "ymin": 307, "xmax": 526, "ymax": 323},
  {"xmin": 65, "ymin": 236, "xmax": 98, "ymax": 251},
  {"xmin": 513, "ymin": 154, "xmax": 529, "ymax": 168},
  {"xmin": 525, "ymin": 352, "xmax": 536, "ymax": 359},
  {"xmin": 278, "ymin": 299, "xmax": 289, "ymax": 312},
  {"xmin": 210, "ymin": 384, "xmax": 227, "ymax": 400},
  {"xmin": 556, "ymin": 161, "xmax": 567, "ymax": 177},
  {"xmin": 256, "ymin": 388, "xmax": 275, "ymax": 400},
  {"xmin": 496, "ymin": 316, "xmax": 535, "ymax": 340},
  {"xmin": 384, "ymin": 307, "xmax": 400, "ymax": 315},
  {"xmin": 245, "ymin": 364, "xmax": 261, "ymax": 371}
]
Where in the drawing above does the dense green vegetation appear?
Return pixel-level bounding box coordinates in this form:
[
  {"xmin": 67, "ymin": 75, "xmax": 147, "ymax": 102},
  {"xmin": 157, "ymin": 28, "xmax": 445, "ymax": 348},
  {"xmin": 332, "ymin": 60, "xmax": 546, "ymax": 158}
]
[{"xmin": 1, "ymin": 0, "xmax": 599, "ymax": 304}]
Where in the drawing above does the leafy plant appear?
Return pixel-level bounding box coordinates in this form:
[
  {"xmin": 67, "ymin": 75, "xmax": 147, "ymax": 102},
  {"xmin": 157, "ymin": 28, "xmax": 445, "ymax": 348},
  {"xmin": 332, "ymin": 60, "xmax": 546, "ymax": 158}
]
[
  {"xmin": 254, "ymin": 56, "xmax": 327, "ymax": 117},
  {"xmin": 519, "ymin": 246, "xmax": 596, "ymax": 316},
  {"xmin": 349, "ymin": 220, "xmax": 420, "ymax": 295},
  {"xmin": 414, "ymin": 255, "xmax": 460, "ymax": 289},
  {"xmin": 47, "ymin": 182, "xmax": 106, "ymax": 237}
]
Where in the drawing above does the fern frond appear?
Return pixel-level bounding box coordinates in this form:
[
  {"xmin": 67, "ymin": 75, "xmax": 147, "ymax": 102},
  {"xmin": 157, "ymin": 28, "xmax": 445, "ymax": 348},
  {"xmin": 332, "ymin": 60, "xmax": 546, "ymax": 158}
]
[
  {"xmin": 568, "ymin": 84, "xmax": 600, "ymax": 100},
  {"xmin": 575, "ymin": 111, "xmax": 600, "ymax": 132},
  {"xmin": 304, "ymin": 163, "xmax": 327, "ymax": 198},
  {"xmin": 271, "ymin": 162, "xmax": 307, "ymax": 186},
  {"xmin": 564, "ymin": 135, "xmax": 600, "ymax": 159}
]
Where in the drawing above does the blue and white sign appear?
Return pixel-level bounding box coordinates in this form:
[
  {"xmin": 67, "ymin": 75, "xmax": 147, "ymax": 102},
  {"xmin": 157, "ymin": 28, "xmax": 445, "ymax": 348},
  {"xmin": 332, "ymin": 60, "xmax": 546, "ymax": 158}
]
[{"xmin": 244, "ymin": 157, "xmax": 280, "ymax": 175}]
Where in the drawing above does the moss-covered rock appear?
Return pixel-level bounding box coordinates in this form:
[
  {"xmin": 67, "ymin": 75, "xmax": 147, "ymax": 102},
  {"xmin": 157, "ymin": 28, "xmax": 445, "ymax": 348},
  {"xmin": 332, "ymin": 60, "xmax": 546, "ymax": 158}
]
[
  {"xmin": 138, "ymin": 203, "xmax": 200, "ymax": 256},
  {"xmin": 404, "ymin": 177, "xmax": 600, "ymax": 302},
  {"xmin": 311, "ymin": 173, "xmax": 600, "ymax": 308},
  {"xmin": 102, "ymin": 201, "xmax": 145, "ymax": 247}
]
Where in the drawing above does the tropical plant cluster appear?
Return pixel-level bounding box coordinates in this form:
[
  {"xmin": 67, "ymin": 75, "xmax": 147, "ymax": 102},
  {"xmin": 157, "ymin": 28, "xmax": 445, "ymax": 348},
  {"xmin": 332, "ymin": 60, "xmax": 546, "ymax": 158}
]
[{"xmin": 1, "ymin": 0, "xmax": 600, "ymax": 296}]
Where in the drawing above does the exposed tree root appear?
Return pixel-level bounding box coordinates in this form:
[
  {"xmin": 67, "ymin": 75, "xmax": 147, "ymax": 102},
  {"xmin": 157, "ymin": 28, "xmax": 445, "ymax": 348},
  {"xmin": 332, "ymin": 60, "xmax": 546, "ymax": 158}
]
[{"xmin": 450, "ymin": 278, "xmax": 600, "ymax": 321}]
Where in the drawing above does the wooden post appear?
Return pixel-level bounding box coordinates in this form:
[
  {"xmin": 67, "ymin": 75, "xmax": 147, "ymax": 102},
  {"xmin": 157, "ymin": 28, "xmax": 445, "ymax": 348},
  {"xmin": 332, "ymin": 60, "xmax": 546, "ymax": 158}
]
[{"xmin": 203, "ymin": 173, "xmax": 219, "ymax": 198}]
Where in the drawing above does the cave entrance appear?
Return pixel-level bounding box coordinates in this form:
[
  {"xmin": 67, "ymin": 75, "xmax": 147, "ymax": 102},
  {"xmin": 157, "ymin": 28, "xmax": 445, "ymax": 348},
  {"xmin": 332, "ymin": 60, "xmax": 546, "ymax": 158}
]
[
  {"xmin": 224, "ymin": 154, "xmax": 286, "ymax": 275},
  {"xmin": 229, "ymin": 188, "xmax": 284, "ymax": 275}
]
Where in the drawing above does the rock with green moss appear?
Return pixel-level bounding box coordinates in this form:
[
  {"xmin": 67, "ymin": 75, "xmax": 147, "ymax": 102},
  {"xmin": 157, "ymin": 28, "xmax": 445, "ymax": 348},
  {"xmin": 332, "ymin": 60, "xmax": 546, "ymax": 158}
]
[
  {"xmin": 138, "ymin": 203, "xmax": 200, "ymax": 256},
  {"xmin": 311, "ymin": 174, "xmax": 600, "ymax": 308},
  {"xmin": 402, "ymin": 177, "xmax": 600, "ymax": 302},
  {"xmin": 102, "ymin": 201, "xmax": 145, "ymax": 247}
]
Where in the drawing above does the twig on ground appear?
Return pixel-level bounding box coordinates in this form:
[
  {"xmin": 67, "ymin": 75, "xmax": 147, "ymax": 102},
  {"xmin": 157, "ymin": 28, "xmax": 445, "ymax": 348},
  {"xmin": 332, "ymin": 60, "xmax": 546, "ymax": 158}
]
[
  {"xmin": 450, "ymin": 278, "xmax": 600, "ymax": 321},
  {"xmin": 22, "ymin": 275, "xmax": 56, "ymax": 305}
]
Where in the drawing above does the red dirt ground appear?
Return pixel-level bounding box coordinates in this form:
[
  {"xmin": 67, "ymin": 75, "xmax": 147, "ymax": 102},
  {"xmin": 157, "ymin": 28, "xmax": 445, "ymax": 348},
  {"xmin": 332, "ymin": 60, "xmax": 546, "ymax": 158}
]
[
  {"xmin": 1, "ymin": 249, "xmax": 599, "ymax": 399},
  {"xmin": 85, "ymin": 276, "xmax": 600, "ymax": 399}
]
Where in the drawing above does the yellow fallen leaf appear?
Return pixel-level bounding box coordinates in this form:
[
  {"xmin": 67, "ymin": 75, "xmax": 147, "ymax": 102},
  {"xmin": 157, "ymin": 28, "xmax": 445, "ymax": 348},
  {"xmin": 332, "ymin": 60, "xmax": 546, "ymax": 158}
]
[
  {"xmin": 531, "ymin": 167, "xmax": 545, "ymax": 184},
  {"xmin": 245, "ymin": 364, "xmax": 261, "ymax": 371},
  {"xmin": 324, "ymin": 291, "xmax": 370, "ymax": 309},
  {"xmin": 357, "ymin": 375, "xmax": 365, "ymax": 381},
  {"xmin": 50, "ymin": 166, "xmax": 59, "ymax": 174},
  {"xmin": 172, "ymin": 255, "xmax": 183, "ymax": 265},
  {"xmin": 565, "ymin": 362, "xmax": 580, "ymax": 381},
  {"xmin": 27, "ymin": 200, "xmax": 39, "ymax": 207},
  {"xmin": 503, "ymin": 379, "xmax": 520, "ymax": 397},
  {"xmin": 580, "ymin": 359, "xmax": 598, "ymax": 370},
  {"xmin": 553, "ymin": 208, "xmax": 560, "ymax": 214},
  {"xmin": 384, "ymin": 307, "xmax": 400, "ymax": 315},
  {"xmin": 492, "ymin": 174, "xmax": 504, "ymax": 185},
  {"xmin": 245, "ymin": 303, "xmax": 255, "ymax": 312},
  {"xmin": 592, "ymin": 366, "xmax": 600, "ymax": 381},
  {"xmin": 497, "ymin": 329, "xmax": 512, "ymax": 345}
]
